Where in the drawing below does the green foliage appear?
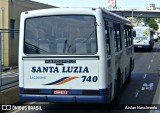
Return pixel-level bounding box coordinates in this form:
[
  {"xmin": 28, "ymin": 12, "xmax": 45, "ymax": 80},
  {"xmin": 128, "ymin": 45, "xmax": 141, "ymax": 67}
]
[{"xmin": 143, "ymin": 18, "xmax": 159, "ymax": 31}]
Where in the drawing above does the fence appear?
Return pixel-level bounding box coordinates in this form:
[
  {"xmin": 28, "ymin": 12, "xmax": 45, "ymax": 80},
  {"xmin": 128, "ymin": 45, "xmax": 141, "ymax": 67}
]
[{"xmin": 0, "ymin": 29, "xmax": 19, "ymax": 90}]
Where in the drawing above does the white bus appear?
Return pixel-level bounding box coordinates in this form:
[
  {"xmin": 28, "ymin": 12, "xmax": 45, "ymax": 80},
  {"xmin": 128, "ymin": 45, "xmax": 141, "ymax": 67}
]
[
  {"xmin": 19, "ymin": 8, "xmax": 134, "ymax": 103},
  {"xmin": 133, "ymin": 26, "xmax": 154, "ymax": 50}
]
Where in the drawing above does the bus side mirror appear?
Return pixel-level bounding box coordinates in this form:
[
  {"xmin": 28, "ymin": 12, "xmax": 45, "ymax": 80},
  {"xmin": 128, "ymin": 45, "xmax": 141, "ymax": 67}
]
[{"xmin": 133, "ymin": 31, "xmax": 136, "ymax": 37}]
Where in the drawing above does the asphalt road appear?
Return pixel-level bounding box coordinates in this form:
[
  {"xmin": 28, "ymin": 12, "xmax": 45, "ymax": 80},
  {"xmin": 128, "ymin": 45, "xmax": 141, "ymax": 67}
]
[
  {"xmin": 4, "ymin": 42, "xmax": 160, "ymax": 113},
  {"xmin": 110, "ymin": 42, "xmax": 160, "ymax": 113}
]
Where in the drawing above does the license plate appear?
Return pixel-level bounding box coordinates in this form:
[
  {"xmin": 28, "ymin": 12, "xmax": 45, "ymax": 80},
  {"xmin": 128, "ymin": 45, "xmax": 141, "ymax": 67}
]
[
  {"xmin": 53, "ymin": 90, "xmax": 68, "ymax": 95},
  {"xmin": 138, "ymin": 46, "xmax": 142, "ymax": 48}
]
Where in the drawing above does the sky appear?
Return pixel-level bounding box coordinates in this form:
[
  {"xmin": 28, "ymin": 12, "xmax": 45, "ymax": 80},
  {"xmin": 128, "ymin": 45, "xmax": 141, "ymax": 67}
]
[{"xmin": 32, "ymin": 0, "xmax": 160, "ymax": 9}]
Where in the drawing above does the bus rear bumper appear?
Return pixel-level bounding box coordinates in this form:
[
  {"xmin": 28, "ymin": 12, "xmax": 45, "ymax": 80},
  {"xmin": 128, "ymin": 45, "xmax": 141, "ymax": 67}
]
[
  {"xmin": 134, "ymin": 45, "xmax": 150, "ymax": 49},
  {"xmin": 20, "ymin": 94, "xmax": 108, "ymax": 103}
]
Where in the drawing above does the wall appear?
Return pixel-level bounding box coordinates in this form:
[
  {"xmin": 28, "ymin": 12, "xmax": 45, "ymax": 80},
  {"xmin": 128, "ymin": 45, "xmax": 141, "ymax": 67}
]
[{"xmin": 0, "ymin": 0, "xmax": 57, "ymax": 66}]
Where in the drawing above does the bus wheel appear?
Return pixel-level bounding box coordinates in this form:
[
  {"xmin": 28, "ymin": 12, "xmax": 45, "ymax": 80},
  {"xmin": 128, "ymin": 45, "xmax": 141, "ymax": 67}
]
[
  {"xmin": 114, "ymin": 70, "xmax": 121, "ymax": 103},
  {"xmin": 126, "ymin": 67, "xmax": 131, "ymax": 83},
  {"xmin": 126, "ymin": 59, "xmax": 132, "ymax": 83}
]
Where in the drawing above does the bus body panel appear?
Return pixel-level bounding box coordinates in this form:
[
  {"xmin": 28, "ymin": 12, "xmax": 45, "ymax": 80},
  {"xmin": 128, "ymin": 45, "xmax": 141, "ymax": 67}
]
[
  {"xmin": 19, "ymin": 8, "xmax": 133, "ymax": 103},
  {"xmin": 23, "ymin": 58, "xmax": 99, "ymax": 89},
  {"xmin": 133, "ymin": 26, "xmax": 154, "ymax": 49}
]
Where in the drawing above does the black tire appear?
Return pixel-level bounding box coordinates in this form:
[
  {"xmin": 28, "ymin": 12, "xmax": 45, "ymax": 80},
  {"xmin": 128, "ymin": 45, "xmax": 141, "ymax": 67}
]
[
  {"xmin": 126, "ymin": 60, "xmax": 132, "ymax": 83},
  {"xmin": 126, "ymin": 69, "xmax": 131, "ymax": 83},
  {"xmin": 114, "ymin": 71, "xmax": 121, "ymax": 103}
]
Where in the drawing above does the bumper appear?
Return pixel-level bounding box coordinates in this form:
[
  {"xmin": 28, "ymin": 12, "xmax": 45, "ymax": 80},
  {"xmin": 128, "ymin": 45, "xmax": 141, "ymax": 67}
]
[
  {"xmin": 20, "ymin": 94, "xmax": 108, "ymax": 103},
  {"xmin": 134, "ymin": 45, "xmax": 150, "ymax": 49},
  {"xmin": 154, "ymin": 39, "xmax": 158, "ymax": 42}
]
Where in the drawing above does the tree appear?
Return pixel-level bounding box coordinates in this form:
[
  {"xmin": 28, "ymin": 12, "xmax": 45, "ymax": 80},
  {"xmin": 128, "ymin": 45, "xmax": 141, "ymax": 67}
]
[{"xmin": 143, "ymin": 18, "xmax": 159, "ymax": 31}]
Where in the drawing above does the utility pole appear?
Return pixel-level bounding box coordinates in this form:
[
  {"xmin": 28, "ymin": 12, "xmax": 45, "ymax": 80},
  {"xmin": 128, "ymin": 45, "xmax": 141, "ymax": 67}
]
[
  {"xmin": 0, "ymin": 32, "xmax": 1, "ymax": 86},
  {"xmin": 131, "ymin": 9, "xmax": 134, "ymax": 24}
]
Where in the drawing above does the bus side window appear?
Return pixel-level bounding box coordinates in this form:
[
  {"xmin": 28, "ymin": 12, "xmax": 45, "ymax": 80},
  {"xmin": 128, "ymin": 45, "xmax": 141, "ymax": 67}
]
[
  {"xmin": 114, "ymin": 29, "xmax": 118, "ymax": 52},
  {"xmin": 124, "ymin": 26, "xmax": 128, "ymax": 47},
  {"xmin": 114, "ymin": 23, "xmax": 121, "ymax": 52},
  {"xmin": 104, "ymin": 20, "xmax": 111, "ymax": 56},
  {"xmin": 124, "ymin": 25, "xmax": 133, "ymax": 46},
  {"xmin": 117, "ymin": 30, "xmax": 122, "ymax": 50},
  {"xmin": 129, "ymin": 28, "xmax": 132, "ymax": 45}
]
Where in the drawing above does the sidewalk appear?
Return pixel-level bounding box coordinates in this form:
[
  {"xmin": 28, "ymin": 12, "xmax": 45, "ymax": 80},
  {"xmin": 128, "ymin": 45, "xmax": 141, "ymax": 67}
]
[
  {"xmin": 2, "ymin": 66, "xmax": 18, "ymax": 76},
  {"xmin": 0, "ymin": 66, "xmax": 19, "ymax": 104}
]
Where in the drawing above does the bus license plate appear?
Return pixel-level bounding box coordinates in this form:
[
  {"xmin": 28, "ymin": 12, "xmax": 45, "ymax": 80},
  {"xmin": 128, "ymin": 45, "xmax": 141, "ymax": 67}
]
[{"xmin": 53, "ymin": 90, "xmax": 68, "ymax": 95}]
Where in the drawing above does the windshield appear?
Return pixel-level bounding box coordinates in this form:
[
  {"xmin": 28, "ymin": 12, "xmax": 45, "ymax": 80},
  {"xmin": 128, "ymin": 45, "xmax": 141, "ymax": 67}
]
[
  {"xmin": 134, "ymin": 37, "xmax": 148, "ymax": 40},
  {"xmin": 24, "ymin": 15, "xmax": 97, "ymax": 55}
]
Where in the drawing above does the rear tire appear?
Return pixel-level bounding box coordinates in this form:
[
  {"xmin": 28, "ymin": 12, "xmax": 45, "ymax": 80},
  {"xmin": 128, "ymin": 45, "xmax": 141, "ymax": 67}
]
[
  {"xmin": 114, "ymin": 70, "xmax": 121, "ymax": 103},
  {"xmin": 126, "ymin": 61, "xmax": 132, "ymax": 83},
  {"xmin": 126, "ymin": 69, "xmax": 131, "ymax": 83}
]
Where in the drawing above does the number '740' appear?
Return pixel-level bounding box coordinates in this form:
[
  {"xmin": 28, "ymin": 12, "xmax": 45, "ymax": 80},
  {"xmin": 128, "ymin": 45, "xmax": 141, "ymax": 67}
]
[{"xmin": 81, "ymin": 76, "xmax": 98, "ymax": 82}]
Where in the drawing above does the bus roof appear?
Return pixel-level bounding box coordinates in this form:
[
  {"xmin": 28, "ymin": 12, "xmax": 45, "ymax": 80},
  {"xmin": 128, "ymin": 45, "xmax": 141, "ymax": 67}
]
[{"xmin": 22, "ymin": 7, "xmax": 130, "ymax": 23}]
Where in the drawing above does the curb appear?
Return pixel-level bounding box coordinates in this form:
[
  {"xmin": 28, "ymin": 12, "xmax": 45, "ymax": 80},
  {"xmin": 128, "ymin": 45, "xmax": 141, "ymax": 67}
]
[{"xmin": 2, "ymin": 66, "xmax": 18, "ymax": 72}]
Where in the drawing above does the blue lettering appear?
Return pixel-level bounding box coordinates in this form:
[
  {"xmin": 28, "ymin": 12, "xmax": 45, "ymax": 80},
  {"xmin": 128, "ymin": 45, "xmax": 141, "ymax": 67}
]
[
  {"xmin": 49, "ymin": 67, "xmax": 54, "ymax": 72},
  {"xmin": 31, "ymin": 66, "xmax": 59, "ymax": 73},
  {"xmin": 31, "ymin": 66, "xmax": 89, "ymax": 73},
  {"xmin": 54, "ymin": 67, "xmax": 59, "ymax": 73},
  {"xmin": 83, "ymin": 67, "xmax": 89, "ymax": 73},
  {"xmin": 30, "ymin": 76, "xmax": 46, "ymax": 79},
  {"xmin": 67, "ymin": 67, "xmax": 73, "ymax": 73},
  {"xmin": 37, "ymin": 67, "xmax": 41, "ymax": 72},
  {"xmin": 62, "ymin": 66, "xmax": 89, "ymax": 73},
  {"xmin": 62, "ymin": 67, "xmax": 67, "ymax": 73},
  {"xmin": 79, "ymin": 66, "xmax": 82, "ymax": 73},
  {"xmin": 43, "ymin": 67, "xmax": 48, "ymax": 72},
  {"xmin": 74, "ymin": 67, "xmax": 78, "ymax": 73},
  {"xmin": 31, "ymin": 66, "xmax": 36, "ymax": 73}
]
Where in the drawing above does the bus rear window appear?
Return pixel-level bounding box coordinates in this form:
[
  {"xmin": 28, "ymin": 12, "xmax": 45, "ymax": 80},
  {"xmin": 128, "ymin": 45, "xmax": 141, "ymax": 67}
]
[{"xmin": 24, "ymin": 15, "xmax": 97, "ymax": 55}]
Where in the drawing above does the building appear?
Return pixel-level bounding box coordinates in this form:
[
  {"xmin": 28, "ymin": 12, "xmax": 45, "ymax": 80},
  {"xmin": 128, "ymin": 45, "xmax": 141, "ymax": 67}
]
[
  {"xmin": 0, "ymin": 0, "xmax": 57, "ymax": 67},
  {"xmin": 108, "ymin": 0, "xmax": 117, "ymax": 9},
  {"xmin": 147, "ymin": 3, "xmax": 156, "ymax": 10}
]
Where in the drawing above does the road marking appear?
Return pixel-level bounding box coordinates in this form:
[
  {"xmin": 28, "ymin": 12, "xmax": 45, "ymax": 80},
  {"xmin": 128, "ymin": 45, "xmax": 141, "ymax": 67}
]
[
  {"xmin": 148, "ymin": 65, "xmax": 151, "ymax": 70},
  {"xmin": 2, "ymin": 73, "xmax": 18, "ymax": 78},
  {"xmin": 143, "ymin": 74, "xmax": 147, "ymax": 79},
  {"xmin": 150, "ymin": 59, "xmax": 153, "ymax": 63},
  {"xmin": 141, "ymin": 83, "xmax": 154, "ymax": 91},
  {"xmin": 135, "ymin": 90, "xmax": 139, "ymax": 98}
]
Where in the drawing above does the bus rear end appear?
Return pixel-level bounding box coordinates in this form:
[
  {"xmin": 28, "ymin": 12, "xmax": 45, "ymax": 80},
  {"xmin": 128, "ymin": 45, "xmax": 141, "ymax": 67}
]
[
  {"xmin": 19, "ymin": 8, "xmax": 108, "ymax": 103},
  {"xmin": 133, "ymin": 27, "xmax": 154, "ymax": 50}
]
